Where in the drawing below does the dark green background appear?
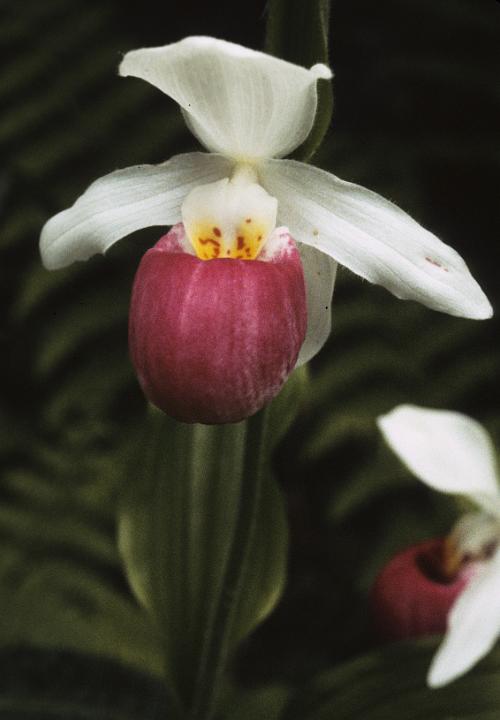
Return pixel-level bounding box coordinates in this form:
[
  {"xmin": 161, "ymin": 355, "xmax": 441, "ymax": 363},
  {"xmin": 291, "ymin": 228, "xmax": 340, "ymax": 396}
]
[{"xmin": 0, "ymin": 0, "xmax": 499, "ymax": 713}]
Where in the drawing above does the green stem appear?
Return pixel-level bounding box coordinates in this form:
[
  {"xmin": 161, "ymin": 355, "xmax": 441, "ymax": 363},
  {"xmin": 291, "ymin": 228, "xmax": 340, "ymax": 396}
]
[{"xmin": 188, "ymin": 409, "xmax": 269, "ymax": 720}]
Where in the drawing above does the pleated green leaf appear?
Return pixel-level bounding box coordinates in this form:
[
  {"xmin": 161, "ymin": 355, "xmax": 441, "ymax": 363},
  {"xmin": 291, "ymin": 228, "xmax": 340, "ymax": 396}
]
[
  {"xmin": 217, "ymin": 683, "xmax": 289, "ymax": 720},
  {"xmin": 265, "ymin": 364, "xmax": 310, "ymax": 449},
  {"xmin": 118, "ymin": 407, "xmax": 288, "ymax": 713}
]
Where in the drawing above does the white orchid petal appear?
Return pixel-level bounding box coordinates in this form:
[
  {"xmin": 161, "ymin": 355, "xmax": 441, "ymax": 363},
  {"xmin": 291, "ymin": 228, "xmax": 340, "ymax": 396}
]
[
  {"xmin": 296, "ymin": 245, "xmax": 337, "ymax": 366},
  {"xmin": 449, "ymin": 512, "xmax": 500, "ymax": 558},
  {"xmin": 119, "ymin": 37, "xmax": 332, "ymax": 161},
  {"xmin": 471, "ymin": 494, "xmax": 500, "ymax": 521},
  {"xmin": 428, "ymin": 547, "xmax": 500, "ymax": 687},
  {"xmin": 259, "ymin": 160, "xmax": 492, "ymax": 319},
  {"xmin": 377, "ymin": 405, "xmax": 500, "ymax": 500},
  {"xmin": 40, "ymin": 152, "xmax": 233, "ymax": 270}
]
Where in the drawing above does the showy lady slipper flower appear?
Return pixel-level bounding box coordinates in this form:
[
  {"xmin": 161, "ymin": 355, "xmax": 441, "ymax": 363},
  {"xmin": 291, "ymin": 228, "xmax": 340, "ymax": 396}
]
[
  {"xmin": 377, "ymin": 405, "xmax": 500, "ymax": 687},
  {"xmin": 40, "ymin": 38, "xmax": 492, "ymax": 423},
  {"xmin": 370, "ymin": 537, "xmax": 474, "ymax": 642}
]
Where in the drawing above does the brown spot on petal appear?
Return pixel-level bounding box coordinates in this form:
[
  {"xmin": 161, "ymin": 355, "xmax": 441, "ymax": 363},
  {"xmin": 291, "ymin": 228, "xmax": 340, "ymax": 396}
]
[{"xmin": 425, "ymin": 256, "xmax": 449, "ymax": 272}]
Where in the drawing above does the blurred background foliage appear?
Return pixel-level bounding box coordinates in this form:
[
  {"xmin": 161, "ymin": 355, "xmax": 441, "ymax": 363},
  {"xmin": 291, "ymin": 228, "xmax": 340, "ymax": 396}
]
[{"xmin": 0, "ymin": 0, "xmax": 499, "ymax": 714}]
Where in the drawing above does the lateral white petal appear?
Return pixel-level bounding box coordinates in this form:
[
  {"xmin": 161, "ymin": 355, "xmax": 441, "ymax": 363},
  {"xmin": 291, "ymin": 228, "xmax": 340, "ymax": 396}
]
[
  {"xmin": 260, "ymin": 160, "xmax": 492, "ymax": 319},
  {"xmin": 119, "ymin": 37, "xmax": 332, "ymax": 161},
  {"xmin": 428, "ymin": 547, "xmax": 500, "ymax": 687},
  {"xmin": 296, "ymin": 245, "xmax": 337, "ymax": 366},
  {"xmin": 377, "ymin": 405, "xmax": 500, "ymax": 500},
  {"xmin": 40, "ymin": 152, "xmax": 233, "ymax": 269}
]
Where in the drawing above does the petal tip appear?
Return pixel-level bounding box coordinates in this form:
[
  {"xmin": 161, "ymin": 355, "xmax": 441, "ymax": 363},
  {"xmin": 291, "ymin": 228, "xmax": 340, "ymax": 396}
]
[
  {"xmin": 458, "ymin": 282, "xmax": 493, "ymax": 320},
  {"xmin": 427, "ymin": 654, "xmax": 457, "ymax": 689},
  {"xmin": 376, "ymin": 407, "xmax": 400, "ymax": 435},
  {"xmin": 310, "ymin": 62, "xmax": 333, "ymax": 80},
  {"xmin": 39, "ymin": 219, "xmax": 64, "ymax": 271},
  {"xmin": 475, "ymin": 297, "xmax": 494, "ymax": 320},
  {"xmin": 427, "ymin": 668, "xmax": 447, "ymax": 689},
  {"xmin": 118, "ymin": 51, "xmax": 134, "ymax": 78}
]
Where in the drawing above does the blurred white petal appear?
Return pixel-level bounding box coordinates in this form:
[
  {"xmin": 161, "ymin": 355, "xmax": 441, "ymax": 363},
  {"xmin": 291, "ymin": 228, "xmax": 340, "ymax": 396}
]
[
  {"xmin": 119, "ymin": 36, "xmax": 332, "ymax": 161},
  {"xmin": 260, "ymin": 159, "xmax": 492, "ymax": 319},
  {"xmin": 450, "ymin": 512, "xmax": 500, "ymax": 558},
  {"xmin": 40, "ymin": 152, "xmax": 232, "ymax": 269},
  {"xmin": 429, "ymin": 547, "xmax": 500, "ymax": 687},
  {"xmin": 377, "ymin": 405, "xmax": 500, "ymax": 503},
  {"xmin": 296, "ymin": 245, "xmax": 337, "ymax": 366}
]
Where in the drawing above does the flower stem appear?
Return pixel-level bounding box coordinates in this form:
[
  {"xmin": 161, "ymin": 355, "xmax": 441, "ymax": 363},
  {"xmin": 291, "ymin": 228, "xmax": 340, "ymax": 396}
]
[{"xmin": 188, "ymin": 408, "xmax": 269, "ymax": 720}]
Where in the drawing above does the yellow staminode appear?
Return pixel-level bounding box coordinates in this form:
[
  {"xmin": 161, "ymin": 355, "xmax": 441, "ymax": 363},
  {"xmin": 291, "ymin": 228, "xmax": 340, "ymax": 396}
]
[
  {"xmin": 182, "ymin": 166, "xmax": 278, "ymax": 261},
  {"xmin": 189, "ymin": 218, "xmax": 269, "ymax": 260}
]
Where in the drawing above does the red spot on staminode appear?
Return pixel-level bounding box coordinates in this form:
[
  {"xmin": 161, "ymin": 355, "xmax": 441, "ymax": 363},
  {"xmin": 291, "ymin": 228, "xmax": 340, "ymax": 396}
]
[
  {"xmin": 425, "ymin": 256, "xmax": 449, "ymax": 272},
  {"xmin": 245, "ymin": 248, "xmax": 251, "ymax": 257},
  {"xmin": 245, "ymin": 218, "xmax": 252, "ymax": 223},
  {"xmin": 226, "ymin": 249, "xmax": 231, "ymax": 256},
  {"xmin": 213, "ymin": 227, "xmax": 221, "ymax": 237},
  {"xmin": 237, "ymin": 236, "xmax": 245, "ymax": 250},
  {"xmin": 199, "ymin": 237, "xmax": 221, "ymax": 248}
]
